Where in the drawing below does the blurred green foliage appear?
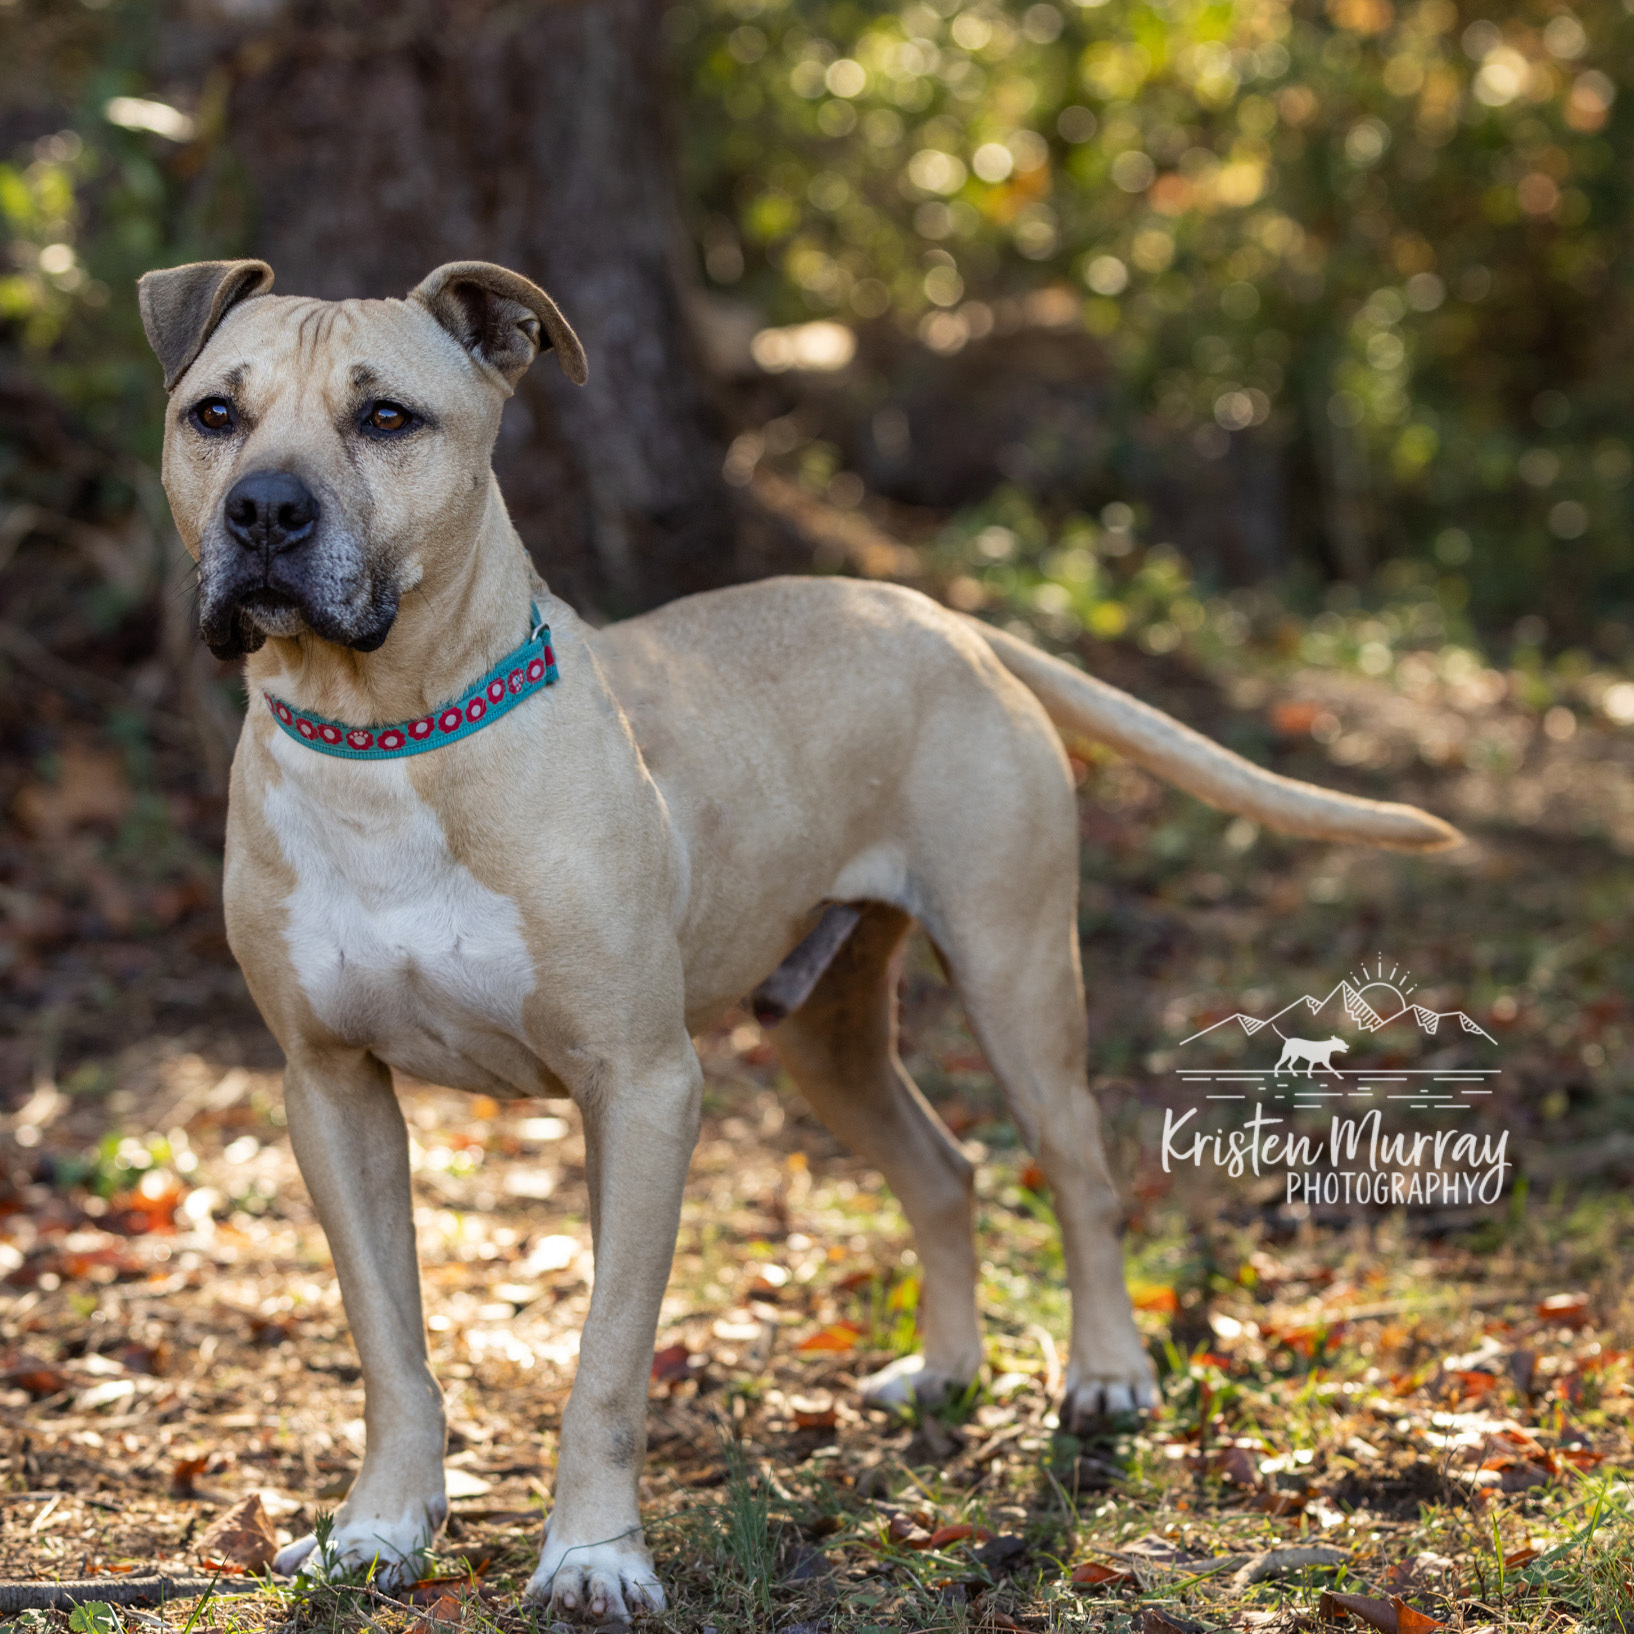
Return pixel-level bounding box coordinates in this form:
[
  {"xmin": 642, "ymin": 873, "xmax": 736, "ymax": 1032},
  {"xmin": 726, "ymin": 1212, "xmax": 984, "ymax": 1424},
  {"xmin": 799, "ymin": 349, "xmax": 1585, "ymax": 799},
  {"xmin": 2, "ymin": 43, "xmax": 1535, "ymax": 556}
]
[
  {"xmin": 673, "ymin": 0, "xmax": 1634, "ymax": 640},
  {"xmin": 5, "ymin": 0, "xmax": 1634, "ymax": 645}
]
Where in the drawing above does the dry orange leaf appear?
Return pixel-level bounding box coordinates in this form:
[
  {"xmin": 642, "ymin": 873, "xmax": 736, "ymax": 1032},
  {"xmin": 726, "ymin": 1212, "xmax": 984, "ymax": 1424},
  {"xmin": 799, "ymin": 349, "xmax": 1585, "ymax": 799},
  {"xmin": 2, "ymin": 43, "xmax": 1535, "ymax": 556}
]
[
  {"xmin": 1501, "ymin": 1546, "xmax": 1539, "ymax": 1569},
  {"xmin": 1131, "ymin": 1285, "xmax": 1179, "ymax": 1315},
  {"xmin": 171, "ymin": 1456, "xmax": 208, "ymax": 1496},
  {"xmin": 797, "ymin": 1321, "xmax": 862, "ymax": 1353},
  {"xmin": 1071, "ymin": 1559, "xmax": 1135, "ymax": 1587},
  {"xmin": 195, "ymin": 1493, "xmax": 277, "ymax": 1573},
  {"xmin": 1537, "ymin": 1293, "xmax": 1590, "ymax": 1328},
  {"xmin": 650, "ymin": 1342, "xmax": 691, "ymax": 1382},
  {"xmin": 1392, "ymin": 1597, "xmax": 1446, "ymax": 1634},
  {"xmin": 409, "ymin": 1592, "xmax": 468, "ymax": 1632},
  {"xmin": 927, "ymin": 1522, "xmax": 992, "ymax": 1549},
  {"xmin": 1319, "ymin": 1591, "xmax": 1445, "ymax": 1634},
  {"xmin": 1270, "ymin": 700, "xmax": 1322, "ymax": 736}
]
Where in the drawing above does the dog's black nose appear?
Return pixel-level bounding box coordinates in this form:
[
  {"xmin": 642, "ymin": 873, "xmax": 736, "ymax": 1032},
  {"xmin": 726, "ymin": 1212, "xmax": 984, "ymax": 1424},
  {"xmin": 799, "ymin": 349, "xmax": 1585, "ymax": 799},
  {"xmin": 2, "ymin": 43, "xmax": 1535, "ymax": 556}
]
[{"xmin": 223, "ymin": 471, "xmax": 319, "ymax": 555}]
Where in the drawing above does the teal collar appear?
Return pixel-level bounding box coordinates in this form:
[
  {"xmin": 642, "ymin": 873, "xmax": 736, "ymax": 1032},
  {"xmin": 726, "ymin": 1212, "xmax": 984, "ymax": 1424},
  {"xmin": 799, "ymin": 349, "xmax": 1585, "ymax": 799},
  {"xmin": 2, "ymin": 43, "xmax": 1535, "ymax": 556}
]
[{"xmin": 264, "ymin": 606, "xmax": 559, "ymax": 760}]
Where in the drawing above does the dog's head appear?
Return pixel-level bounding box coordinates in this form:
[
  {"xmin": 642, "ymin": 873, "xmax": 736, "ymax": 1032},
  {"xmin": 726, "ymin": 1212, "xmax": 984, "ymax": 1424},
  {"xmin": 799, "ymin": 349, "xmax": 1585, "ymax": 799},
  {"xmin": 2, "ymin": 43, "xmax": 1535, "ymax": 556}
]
[
  {"xmin": 1330, "ymin": 1037, "xmax": 1349, "ymax": 1052},
  {"xmin": 139, "ymin": 260, "xmax": 586, "ymax": 660}
]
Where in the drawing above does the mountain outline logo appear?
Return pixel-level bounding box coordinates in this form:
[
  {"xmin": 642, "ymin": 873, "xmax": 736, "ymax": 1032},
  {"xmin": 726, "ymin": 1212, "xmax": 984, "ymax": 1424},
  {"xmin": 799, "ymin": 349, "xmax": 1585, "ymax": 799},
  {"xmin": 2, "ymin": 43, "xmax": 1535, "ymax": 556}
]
[{"xmin": 1170, "ymin": 956, "xmax": 1499, "ymax": 1115}]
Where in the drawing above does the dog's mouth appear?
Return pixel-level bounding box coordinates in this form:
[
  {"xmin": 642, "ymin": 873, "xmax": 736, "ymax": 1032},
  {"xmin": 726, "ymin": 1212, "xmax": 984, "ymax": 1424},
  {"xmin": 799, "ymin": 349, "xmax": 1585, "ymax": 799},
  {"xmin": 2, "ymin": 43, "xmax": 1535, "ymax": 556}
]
[
  {"xmin": 237, "ymin": 587, "xmax": 306, "ymax": 636},
  {"xmin": 199, "ymin": 547, "xmax": 400, "ymax": 661}
]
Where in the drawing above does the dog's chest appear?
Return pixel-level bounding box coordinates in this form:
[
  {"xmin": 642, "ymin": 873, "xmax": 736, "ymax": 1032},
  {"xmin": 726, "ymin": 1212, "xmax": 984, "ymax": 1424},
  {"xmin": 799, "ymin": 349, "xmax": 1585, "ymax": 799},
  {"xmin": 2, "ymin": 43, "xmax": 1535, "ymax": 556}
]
[{"xmin": 261, "ymin": 741, "xmax": 536, "ymax": 1083}]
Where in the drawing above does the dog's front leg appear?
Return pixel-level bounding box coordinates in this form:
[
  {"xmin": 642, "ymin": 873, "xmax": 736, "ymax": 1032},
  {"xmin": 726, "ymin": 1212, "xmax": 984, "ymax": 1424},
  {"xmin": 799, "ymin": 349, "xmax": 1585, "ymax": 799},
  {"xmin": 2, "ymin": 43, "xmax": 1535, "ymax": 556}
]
[
  {"xmin": 526, "ymin": 1051, "xmax": 702, "ymax": 1623},
  {"xmin": 275, "ymin": 1048, "xmax": 448, "ymax": 1582}
]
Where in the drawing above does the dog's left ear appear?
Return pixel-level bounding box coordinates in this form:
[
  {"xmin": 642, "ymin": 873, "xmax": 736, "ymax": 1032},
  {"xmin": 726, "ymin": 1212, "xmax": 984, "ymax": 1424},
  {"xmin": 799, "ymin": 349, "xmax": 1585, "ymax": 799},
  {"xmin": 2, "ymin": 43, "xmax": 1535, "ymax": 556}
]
[
  {"xmin": 137, "ymin": 259, "xmax": 275, "ymax": 392},
  {"xmin": 409, "ymin": 261, "xmax": 588, "ymax": 388}
]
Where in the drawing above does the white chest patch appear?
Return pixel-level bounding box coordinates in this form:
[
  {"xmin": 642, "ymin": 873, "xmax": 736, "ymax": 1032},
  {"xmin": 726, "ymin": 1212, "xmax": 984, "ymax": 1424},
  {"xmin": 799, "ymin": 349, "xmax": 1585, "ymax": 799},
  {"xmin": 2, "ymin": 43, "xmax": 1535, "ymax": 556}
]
[{"xmin": 262, "ymin": 732, "xmax": 535, "ymax": 1080}]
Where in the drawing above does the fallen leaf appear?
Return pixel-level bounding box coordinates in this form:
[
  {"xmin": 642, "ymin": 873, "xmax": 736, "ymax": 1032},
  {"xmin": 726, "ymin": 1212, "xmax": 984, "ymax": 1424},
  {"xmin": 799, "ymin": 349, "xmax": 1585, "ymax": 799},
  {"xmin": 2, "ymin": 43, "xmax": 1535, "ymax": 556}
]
[
  {"xmin": 1212, "ymin": 1444, "xmax": 1261, "ymax": 1486},
  {"xmin": 789, "ymin": 1390, "xmax": 836, "ymax": 1429},
  {"xmin": 1392, "ymin": 1598, "xmax": 1446, "ymax": 1634},
  {"xmin": 408, "ymin": 1592, "xmax": 468, "ymax": 1631},
  {"xmin": 831, "ymin": 1268, "xmax": 880, "ymax": 1292},
  {"xmin": 171, "ymin": 1456, "xmax": 208, "ymax": 1496},
  {"xmin": 1142, "ymin": 1609, "xmax": 1206, "ymax": 1634},
  {"xmin": 796, "ymin": 1321, "xmax": 861, "ymax": 1353},
  {"xmin": 3, "ymin": 1359, "xmax": 68, "ymax": 1398},
  {"xmin": 650, "ymin": 1343, "xmax": 691, "ymax": 1382},
  {"xmin": 1320, "ymin": 1592, "xmax": 1398, "ymax": 1629},
  {"xmin": 1319, "ymin": 1592, "xmax": 1445, "ymax": 1634},
  {"xmin": 1270, "ymin": 700, "xmax": 1322, "ymax": 736},
  {"xmin": 409, "ymin": 1576, "xmax": 482, "ymax": 1606},
  {"xmin": 1500, "ymin": 1459, "xmax": 1553, "ymax": 1492},
  {"xmin": 1247, "ymin": 1490, "xmax": 1306, "ymax": 1517},
  {"xmin": 928, "ymin": 1523, "xmax": 993, "ymax": 1549},
  {"xmin": 1560, "ymin": 1448, "xmax": 1605, "ymax": 1468},
  {"xmin": 195, "ymin": 1493, "xmax": 277, "ymax": 1571},
  {"xmin": 1118, "ymin": 1533, "xmax": 1207, "ymax": 1566},
  {"xmin": 1071, "ymin": 1559, "xmax": 1135, "ymax": 1587},
  {"xmin": 973, "ymin": 1533, "xmax": 1028, "ymax": 1571},
  {"xmin": 1537, "ymin": 1293, "xmax": 1590, "ymax": 1328},
  {"xmin": 884, "ymin": 1513, "xmax": 932, "ymax": 1549},
  {"xmin": 1501, "ymin": 1546, "xmax": 1539, "ymax": 1569},
  {"xmin": 1131, "ymin": 1284, "xmax": 1179, "ymax": 1315}
]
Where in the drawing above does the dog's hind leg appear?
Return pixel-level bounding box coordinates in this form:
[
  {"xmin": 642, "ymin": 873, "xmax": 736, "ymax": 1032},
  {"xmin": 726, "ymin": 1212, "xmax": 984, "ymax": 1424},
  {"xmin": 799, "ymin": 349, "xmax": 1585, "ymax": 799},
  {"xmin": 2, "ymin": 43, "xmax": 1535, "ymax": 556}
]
[
  {"xmin": 910, "ymin": 720, "xmax": 1158, "ymax": 1432},
  {"xmin": 771, "ymin": 903, "xmax": 984, "ymax": 1409},
  {"xmin": 936, "ymin": 900, "xmax": 1159, "ymax": 1430}
]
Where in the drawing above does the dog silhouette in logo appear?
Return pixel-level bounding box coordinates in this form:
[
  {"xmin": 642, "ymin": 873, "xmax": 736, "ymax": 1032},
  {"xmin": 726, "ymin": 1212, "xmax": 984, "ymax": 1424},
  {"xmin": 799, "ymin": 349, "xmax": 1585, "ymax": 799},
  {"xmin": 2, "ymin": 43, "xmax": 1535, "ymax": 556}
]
[{"xmin": 1274, "ymin": 1033, "xmax": 1349, "ymax": 1076}]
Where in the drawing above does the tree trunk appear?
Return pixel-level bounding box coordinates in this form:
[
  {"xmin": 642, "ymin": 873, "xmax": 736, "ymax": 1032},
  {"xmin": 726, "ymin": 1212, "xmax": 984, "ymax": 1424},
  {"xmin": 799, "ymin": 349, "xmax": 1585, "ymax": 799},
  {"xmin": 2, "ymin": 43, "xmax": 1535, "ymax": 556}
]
[{"xmin": 201, "ymin": 0, "xmax": 733, "ymax": 617}]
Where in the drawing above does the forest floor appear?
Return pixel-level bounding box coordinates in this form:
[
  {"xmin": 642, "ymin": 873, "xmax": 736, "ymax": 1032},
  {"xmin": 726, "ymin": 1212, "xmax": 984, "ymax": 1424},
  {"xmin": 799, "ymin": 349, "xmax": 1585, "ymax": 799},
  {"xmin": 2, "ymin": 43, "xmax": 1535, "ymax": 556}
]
[{"xmin": 3, "ymin": 560, "xmax": 1634, "ymax": 1631}]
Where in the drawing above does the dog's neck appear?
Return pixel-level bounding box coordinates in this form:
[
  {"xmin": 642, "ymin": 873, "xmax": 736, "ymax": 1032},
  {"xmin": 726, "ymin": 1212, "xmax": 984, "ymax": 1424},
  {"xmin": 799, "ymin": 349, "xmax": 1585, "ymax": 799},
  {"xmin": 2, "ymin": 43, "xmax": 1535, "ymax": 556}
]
[{"xmin": 243, "ymin": 477, "xmax": 538, "ymax": 727}]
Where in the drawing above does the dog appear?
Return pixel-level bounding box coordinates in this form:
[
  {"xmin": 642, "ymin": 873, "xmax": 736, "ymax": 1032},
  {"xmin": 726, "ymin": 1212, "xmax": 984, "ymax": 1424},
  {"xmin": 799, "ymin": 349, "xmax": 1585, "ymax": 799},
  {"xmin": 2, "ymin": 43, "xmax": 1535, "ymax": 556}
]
[
  {"xmin": 137, "ymin": 257, "xmax": 1460, "ymax": 1623},
  {"xmin": 1274, "ymin": 1034, "xmax": 1350, "ymax": 1076}
]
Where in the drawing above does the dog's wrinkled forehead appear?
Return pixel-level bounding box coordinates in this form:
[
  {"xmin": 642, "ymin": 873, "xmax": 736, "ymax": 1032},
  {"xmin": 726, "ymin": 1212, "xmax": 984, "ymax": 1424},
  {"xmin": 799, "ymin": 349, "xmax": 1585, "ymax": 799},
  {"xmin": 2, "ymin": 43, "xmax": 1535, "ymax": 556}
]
[{"xmin": 181, "ymin": 295, "xmax": 489, "ymax": 422}]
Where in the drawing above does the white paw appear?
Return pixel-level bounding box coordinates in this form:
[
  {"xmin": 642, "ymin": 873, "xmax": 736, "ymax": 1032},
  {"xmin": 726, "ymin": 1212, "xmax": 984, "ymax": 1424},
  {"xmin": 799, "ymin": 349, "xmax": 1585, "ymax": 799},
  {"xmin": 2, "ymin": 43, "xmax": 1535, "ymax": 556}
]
[
  {"xmin": 857, "ymin": 1352, "xmax": 968, "ymax": 1410},
  {"xmin": 525, "ymin": 1533, "xmax": 664, "ymax": 1623},
  {"xmin": 1060, "ymin": 1359, "xmax": 1160, "ymax": 1431},
  {"xmin": 274, "ymin": 1499, "xmax": 446, "ymax": 1588}
]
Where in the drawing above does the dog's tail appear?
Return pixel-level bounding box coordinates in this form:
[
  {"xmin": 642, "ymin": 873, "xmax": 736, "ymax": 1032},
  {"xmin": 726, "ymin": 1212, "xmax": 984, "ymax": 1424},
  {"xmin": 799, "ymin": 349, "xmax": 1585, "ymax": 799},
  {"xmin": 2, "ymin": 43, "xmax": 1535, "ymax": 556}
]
[{"xmin": 964, "ymin": 619, "xmax": 1461, "ymax": 852}]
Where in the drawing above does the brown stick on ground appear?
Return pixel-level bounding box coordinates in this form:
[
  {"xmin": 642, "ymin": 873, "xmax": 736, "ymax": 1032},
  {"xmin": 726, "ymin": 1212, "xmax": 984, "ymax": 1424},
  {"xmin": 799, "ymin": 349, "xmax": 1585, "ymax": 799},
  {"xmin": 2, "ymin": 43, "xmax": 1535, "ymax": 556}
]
[{"xmin": 0, "ymin": 1575, "xmax": 266, "ymax": 1611}]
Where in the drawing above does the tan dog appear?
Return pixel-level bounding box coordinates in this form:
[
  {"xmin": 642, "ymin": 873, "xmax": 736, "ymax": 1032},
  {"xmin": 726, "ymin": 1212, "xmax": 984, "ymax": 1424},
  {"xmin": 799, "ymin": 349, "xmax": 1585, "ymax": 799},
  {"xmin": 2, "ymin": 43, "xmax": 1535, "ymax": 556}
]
[{"xmin": 138, "ymin": 258, "xmax": 1458, "ymax": 1623}]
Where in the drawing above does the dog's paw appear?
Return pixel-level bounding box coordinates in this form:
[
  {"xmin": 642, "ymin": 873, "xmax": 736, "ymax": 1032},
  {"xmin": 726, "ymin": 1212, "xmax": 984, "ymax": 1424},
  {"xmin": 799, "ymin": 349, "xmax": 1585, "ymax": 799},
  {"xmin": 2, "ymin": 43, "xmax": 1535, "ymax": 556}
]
[
  {"xmin": 524, "ymin": 1533, "xmax": 664, "ymax": 1624},
  {"xmin": 274, "ymin": 1501, "xmax": 445, "ymax": 1589},
  {"xmin": 1060, "ymin": 1359, "xmax": 1160, "ymax": 1432},
  {"xmin": 857, "ymin": 1352, "xmax": 970, "ymax": 1410}
]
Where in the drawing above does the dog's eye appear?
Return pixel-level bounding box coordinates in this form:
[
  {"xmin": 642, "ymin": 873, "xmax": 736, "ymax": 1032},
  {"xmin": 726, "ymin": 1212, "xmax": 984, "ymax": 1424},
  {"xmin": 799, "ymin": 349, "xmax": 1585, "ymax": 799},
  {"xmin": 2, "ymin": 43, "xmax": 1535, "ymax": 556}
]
[
  {"xmin": 363, "ymin": 400, "xmax": 416, "ymax": 435},
  {"xmin": 191, "ymin": 398, "xmax": 236, "ymax": 435}
]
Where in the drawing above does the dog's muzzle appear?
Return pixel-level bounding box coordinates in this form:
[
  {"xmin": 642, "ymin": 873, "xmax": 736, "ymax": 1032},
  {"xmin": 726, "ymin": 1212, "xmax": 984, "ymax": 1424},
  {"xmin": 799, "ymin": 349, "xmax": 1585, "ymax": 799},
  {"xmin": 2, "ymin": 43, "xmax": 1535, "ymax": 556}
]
[{"xmin": 199, "ymin": 468, "xmax": 399, "ymax": 660}]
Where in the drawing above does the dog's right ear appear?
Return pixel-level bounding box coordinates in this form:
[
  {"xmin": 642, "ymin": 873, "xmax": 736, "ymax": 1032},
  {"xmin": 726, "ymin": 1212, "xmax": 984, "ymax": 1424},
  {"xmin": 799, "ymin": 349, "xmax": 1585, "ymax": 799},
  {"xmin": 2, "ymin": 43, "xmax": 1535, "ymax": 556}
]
[{"xmin": 137, "ymin": 260, "xmax": 275, "ymax": 392}]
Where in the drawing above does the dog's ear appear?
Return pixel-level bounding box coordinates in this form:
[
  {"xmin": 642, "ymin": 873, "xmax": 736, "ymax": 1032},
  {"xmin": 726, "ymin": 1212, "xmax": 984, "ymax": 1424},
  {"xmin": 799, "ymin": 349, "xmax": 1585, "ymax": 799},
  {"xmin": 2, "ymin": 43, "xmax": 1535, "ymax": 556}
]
[
  {"xmin": 137, "ymin": 260, "xmax": 275, "ymax": 392},
  {"xmin": 409, "ymin": 261, "xmax": 588, "ymax": 388}
]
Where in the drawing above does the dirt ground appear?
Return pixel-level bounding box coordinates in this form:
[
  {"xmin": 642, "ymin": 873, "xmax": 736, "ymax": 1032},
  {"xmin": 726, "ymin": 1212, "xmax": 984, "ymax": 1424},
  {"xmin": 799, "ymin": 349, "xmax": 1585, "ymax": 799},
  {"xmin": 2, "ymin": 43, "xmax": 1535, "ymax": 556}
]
[{"xmin": 3, "ymin": 605, "xmax": 1634, "ymax": 1630}]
